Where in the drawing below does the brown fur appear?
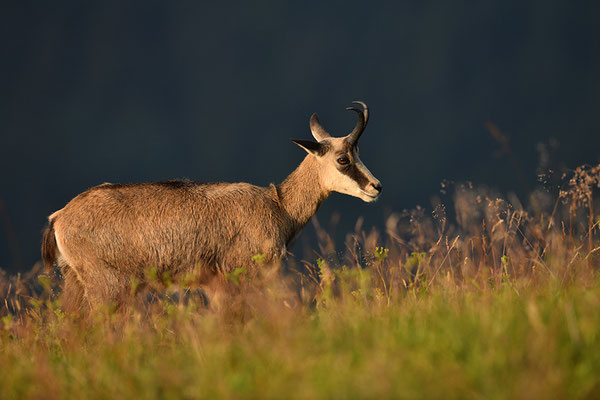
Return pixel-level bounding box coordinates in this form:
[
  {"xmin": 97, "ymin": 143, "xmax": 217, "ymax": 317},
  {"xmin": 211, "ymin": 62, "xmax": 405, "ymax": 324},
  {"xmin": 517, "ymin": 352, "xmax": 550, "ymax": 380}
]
[
  {"xmin": 46, "ymin": 156, "xmax": 330, "ymax": 310},
  {"xmin": 43, "ymin": 102, "xmax": 381, "ymax": 311}
]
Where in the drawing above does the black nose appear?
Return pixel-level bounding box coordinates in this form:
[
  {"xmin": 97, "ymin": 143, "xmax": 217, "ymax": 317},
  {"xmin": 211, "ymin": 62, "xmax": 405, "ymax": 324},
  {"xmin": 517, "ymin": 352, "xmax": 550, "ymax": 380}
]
[{"xmin": 371, "ymin": 183, "xmax": 382, "ymax": 193}]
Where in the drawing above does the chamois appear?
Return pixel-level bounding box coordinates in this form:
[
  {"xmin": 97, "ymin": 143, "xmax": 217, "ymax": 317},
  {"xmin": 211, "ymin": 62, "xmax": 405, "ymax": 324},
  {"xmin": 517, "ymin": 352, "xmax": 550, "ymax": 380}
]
[{"xmin": 41, "ymin": 101, "xmax": 382, "ymax": 310}]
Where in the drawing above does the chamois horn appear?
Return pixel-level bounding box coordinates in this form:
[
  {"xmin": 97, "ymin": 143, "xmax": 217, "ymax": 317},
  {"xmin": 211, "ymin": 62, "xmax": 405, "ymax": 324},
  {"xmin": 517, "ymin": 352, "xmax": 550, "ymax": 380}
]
[
  {"xmin": 309, "ymin": 113, "xmax": 331, "ymax": 141},
  {"xmin": 346, "ymin": 100, "xmax": 368, "ymax": 144}
]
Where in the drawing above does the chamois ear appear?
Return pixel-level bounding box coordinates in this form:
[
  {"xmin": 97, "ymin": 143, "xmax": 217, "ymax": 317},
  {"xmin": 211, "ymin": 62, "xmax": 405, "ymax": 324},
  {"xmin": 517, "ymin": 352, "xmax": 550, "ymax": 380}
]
[{"xmin": 290, "ymin": 139, "xmax": 323, "ymax": 156}]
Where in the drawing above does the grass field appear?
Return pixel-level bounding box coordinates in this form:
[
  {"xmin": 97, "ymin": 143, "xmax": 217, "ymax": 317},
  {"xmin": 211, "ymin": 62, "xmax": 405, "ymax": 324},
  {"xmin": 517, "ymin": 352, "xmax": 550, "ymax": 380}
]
[{"xmin": 1, "ymin": 164, "xmax": 600, "ymax": 399}]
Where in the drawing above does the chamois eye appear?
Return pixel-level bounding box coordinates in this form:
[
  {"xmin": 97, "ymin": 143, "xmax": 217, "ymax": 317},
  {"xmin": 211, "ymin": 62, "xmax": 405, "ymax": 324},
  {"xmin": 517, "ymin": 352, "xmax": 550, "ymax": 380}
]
[{"xmin": 337, "ymin": 157, "xmax": 350, "ymax": 165}]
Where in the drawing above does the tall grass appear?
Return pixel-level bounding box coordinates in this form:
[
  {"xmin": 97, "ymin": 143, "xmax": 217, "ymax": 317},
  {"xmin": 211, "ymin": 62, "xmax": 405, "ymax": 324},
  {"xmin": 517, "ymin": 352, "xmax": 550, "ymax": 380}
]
[{"xmin": 1, "ymin": 163, "xmax": 599, "ymax": 399}]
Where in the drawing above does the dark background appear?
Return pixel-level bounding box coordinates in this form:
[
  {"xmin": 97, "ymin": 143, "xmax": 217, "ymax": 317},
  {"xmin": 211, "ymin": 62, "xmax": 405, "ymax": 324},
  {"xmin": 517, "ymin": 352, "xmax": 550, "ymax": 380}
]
[{"xmin": 1, "ymin": 1, "xmax": 599, "ymax": 273}]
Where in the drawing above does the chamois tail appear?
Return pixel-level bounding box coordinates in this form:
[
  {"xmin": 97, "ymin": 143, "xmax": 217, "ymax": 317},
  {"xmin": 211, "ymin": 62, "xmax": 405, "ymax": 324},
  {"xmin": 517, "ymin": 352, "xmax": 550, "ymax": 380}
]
[{"xmin": 41, "ymin": 219, "xmax": 58, "ymax": 271}]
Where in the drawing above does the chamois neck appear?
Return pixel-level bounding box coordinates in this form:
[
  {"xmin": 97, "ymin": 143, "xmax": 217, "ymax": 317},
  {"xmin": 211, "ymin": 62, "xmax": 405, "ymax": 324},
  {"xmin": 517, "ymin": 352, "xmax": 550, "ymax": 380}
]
[{"xmin": 277, "ymin": 155, "xmax": 330, "ymax": 228}]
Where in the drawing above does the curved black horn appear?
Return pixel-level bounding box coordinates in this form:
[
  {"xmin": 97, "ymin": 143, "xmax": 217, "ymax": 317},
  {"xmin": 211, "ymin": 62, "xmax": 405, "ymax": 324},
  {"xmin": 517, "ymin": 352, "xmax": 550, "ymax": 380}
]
[
  {"xmin": 309, "ymin": 113, "xmax": 331, "ymax": 141},
  {"xmin": 346, "ymin": 106, "xmax": 366, "ymax": 144},
  {"xmin": 352, "ymin": 100, "xmax": 369, "ymax": 127}
]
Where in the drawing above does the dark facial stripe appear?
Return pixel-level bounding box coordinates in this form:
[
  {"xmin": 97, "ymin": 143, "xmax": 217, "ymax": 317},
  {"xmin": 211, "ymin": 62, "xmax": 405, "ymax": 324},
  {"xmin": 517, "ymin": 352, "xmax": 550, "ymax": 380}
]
[
  {"xmin": 340, "ymin": 163, "xmax": 370, "ymax": 189},
  {"xmin": 318, "ymin": 142, "xmax": 331, "ymax": 156}
]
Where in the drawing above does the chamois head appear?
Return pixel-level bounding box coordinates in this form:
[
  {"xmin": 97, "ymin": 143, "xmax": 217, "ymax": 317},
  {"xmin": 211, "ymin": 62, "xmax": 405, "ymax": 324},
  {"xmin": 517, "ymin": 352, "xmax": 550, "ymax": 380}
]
[{"xmin": 291, "ymin": 101, "xmax": 382, "ymax": 202}]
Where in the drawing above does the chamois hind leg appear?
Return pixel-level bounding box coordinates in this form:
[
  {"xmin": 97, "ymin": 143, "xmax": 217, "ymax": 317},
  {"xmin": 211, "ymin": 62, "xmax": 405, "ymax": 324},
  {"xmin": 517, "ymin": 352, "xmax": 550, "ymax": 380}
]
[
  {"xmin": 75, "ymin": 262, "xmax": 128, "ymax": 311},
  {"xmin": 59, "ymin": 265, "xmax": 87, "ymax": 314}
]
